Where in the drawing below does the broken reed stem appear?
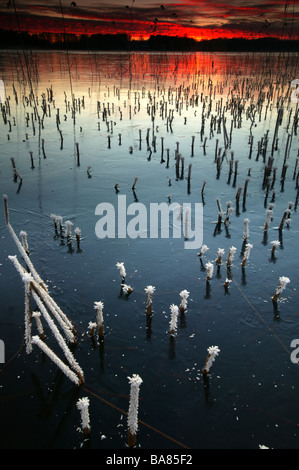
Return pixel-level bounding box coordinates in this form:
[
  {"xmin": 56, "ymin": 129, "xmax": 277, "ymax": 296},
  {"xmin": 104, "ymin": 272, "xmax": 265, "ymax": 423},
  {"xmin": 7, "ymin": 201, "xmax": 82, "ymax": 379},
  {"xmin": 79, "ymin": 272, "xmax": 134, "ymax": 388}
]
[
  {"xmin": 8, "ymin": 255, "xmax": 77, "ymax": 342},
  {"xmin": 24, "ymin": 277, "xmax": 33, "ymax": 354},
  {"xmin": 3, "ymin": 194, "xmax": 9, "ymax": 224},
  {"xmin": 31, "ymin": 290, "xmax": 84, "ymax": 384},
  {"xmin": 32, "ymin": 335, "xmax": 81, "ymax": 386},
  {"xmin": 10, "ymin": 158, "xmax": 23, "ymax": 183},
  {"xmin": 32, "ymin": 311, "xmax": 46, "ymax": 341},
  {"xmin": 75, "ymin": 142, "xmax": 80, "ymax": 165}
]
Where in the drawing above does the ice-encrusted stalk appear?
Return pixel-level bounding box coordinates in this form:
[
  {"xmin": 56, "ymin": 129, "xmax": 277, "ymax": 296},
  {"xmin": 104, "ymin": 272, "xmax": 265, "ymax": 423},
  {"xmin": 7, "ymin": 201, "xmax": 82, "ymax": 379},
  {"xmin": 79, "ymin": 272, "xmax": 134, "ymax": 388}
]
[
  {"xmin": 32, "ymin": 335, "xmax": 80, "ymax": 386},
  {"xmin": 94, "ymin": 301, "xmax": 104, "ymax": 336},
  {"xmin": 145, "ymin": 285, "xmax": 155, "ymax": 314},
  {"xmin": 202, "ymin": 345, "xmax": 220, "ymax": 375},
  {"xmin": 272, "ymin": 276, "xmax": 290, "ymax": 302},
  {"xmin": 127, "ymin": 374, "xmax": 143, "ymax": 448},
  {"xmin": 77, "ymin": 397, "xmax": 91, "ymax": 436}
]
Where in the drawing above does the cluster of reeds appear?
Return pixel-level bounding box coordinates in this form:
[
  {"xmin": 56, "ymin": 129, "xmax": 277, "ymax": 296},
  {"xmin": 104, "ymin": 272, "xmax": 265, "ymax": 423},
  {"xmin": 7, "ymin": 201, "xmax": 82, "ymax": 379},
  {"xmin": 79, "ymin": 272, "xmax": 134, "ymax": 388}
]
[
  {"xmin": 51, "ymin": 214, "xmax": 82, "ymax": 250},
  {"xmin": 4, "ymin": 195, "xmax": 83, "ymax": 386}
]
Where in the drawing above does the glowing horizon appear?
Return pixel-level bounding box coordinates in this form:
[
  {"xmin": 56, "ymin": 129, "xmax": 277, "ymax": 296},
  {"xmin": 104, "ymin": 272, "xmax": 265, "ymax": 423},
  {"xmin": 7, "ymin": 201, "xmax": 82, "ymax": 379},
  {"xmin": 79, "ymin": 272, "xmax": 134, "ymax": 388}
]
[{"xmin": 0, "ymin": 0, "xmax": 298, "ymax": 42}]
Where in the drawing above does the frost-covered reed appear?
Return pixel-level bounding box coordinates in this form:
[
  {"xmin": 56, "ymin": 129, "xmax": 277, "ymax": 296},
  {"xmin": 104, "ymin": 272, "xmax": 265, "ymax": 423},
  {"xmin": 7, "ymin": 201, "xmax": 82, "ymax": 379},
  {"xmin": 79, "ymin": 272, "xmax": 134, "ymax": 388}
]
[
  {"xmin": 22, "ymin": 272, "xmax": 33, "ymax": 354},
  {"xmin": 264, "ymin": 209, "xmax": 273, "ymax": 231},
  {"xmin": 216, "ymin": 248, "xmax": 225, "ymax": 265},
  {"xmin": 56, "ymin": 216, "xmax": 63, "ymax": 234},
  {"xmin": 8, "ymin": 254, "xmax": 83, "ymax": 383},
  {"xmin": 32, "ymin": 311, "xmax": 45, "ymax": 341},
  {"xmin": 32, "ymin": 335, "xmax": 81, "ymax": 386},
  {"xmin": 88, "ymin": 321, "xmax": 97, "ymax": 337},
  {"xmin": 271, "ymin": 240, "xmax": 281, "ymax": 256},
  {"xmin": 179, "ymin": 289, "xmax": 189, "ymax": 313},
  {"xmin": 198, "ymin": 244, "xmax": 209, "ymax": 257},
  {"xmin": 4, "ymin": 196, "xmax": 47, "ymax": 291},
  {"xmin": 243, "ymin": 218, "xmax": 250, "ymax": 242},
  {"xmin": 20, "ymin": 231, "xmax": 29, "ymax": 255},
  {"xmin": 74, "ymin": 227, "xmax": 81, "ymax": 248},
  {"xmin": 116, "ymin": 262, "xmax": 126, "ymax": 282},
  {"xmin": 242, "ymin": 243, "xmax": 253, "ymax": 267},
  {"xmin": 94, "ymin": 301, "xmax": 104, "ymax": 337},
  {"xmin": 202, "ymin": 345, "xmax": 220, "ymax": 375},
  {"xmin": 224, "ymin": 278, "xmax": 232, "ymax": 290},
  {"xmin": 50, "ymin": 214, "xmax": 59, "ymax": 232},
  {"xmin": 122, "ymin": 284, "xmax": 134, "ymax": 296},
  {"xmin": 205, "ymin": 262, "xmax": 214, "ymax": 282},
  {"xmin": 224, "ymin": 201, "xmax": 234, "ymax": 225},
  {"xmin": 77, "ymin": 397, "xmax": 91, "ymax": 436},
  {"xmin": 65, "ymin": 220, "xmax": 73, "ymax": 239},
  {"xmin": 272, "ymin": 276, "xmax": 290, "ymax": 302},
  {"xmin": 279, "ymin": 208, "xmax": 291, "ymax": 232},
  {"xmin": 169, "ymin": 304, "xmax": 179, "ymax": 336},
  {"xmin": 31, "ymin": 289, "xmax": 84, "ymax": 383},
  {"xmin": 227, "ymin": 246, "xmax": 237, "ymax": 267},
  {"xmin": 145, "ymin": 285, "xmax": 155, "ymax": 314},
  {"xmin": 127, "ymin": 374, "xmax": 143, "ymax": 448}
]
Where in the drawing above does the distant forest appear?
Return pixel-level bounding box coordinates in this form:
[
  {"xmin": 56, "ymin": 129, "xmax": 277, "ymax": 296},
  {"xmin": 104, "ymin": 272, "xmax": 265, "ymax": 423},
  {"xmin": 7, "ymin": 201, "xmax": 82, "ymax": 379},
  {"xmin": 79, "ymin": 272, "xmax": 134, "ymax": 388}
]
[{"xmin": 0, "ymin": 29, "xmax": 298, "ymax": 52}]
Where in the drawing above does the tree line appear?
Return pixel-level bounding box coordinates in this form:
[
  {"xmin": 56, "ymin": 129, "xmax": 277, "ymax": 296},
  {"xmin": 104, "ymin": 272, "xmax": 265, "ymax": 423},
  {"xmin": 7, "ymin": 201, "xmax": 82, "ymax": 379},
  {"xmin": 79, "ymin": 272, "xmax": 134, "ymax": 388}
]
[{"xmin": 0, "ymin": 29, "xmax": 298, "ymax": 52}]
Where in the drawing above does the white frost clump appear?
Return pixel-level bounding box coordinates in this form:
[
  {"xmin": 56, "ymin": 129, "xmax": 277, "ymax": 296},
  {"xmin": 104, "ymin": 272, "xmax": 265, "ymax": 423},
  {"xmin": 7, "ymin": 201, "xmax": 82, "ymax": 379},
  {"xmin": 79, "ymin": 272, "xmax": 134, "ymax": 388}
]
[
  {"xmin": 216, "ymin": 248, "xmax": 225, "ymax": 264},
  {"xmin": 198, "ymin": 244, "xmax": 209, "ymax": 257},
  {"xmin": 205, "ymin": 262, "xmax": 214, "ymax": 281},
  {"xmin": 179, "ymin": 289, "xmax": 190, "ymax": 312},
  {"xmin": 122, "ymin": 284, "xmax": 133, "ymax": 295},
  {"xmin": 94, "ymin": 301, "xmax": 104, "ymax": 331},
  {"xmin": 116, "ymin": 262, "xmax": 126, "ymax": 280},
  {"xmin": 271, "ymin": 240, "xmax": 280, "ymax": 250},
  {"xmin": 203, "ymin": 345, "xmax": 220, "ymax": 374},
  {"xmin": 145, "ymin": 285, "xmax": 155, "ymax": 296},
  {"xmin": 145, "ymin": 285, "xmax": 155, "ymax": 310},
  {"xmin": 65, "ymin": 220, "xmax": 73, "ymax": 238},
  {"xmin": 272, "ymin": 276, "xmax": 290, "ymax": 301}
]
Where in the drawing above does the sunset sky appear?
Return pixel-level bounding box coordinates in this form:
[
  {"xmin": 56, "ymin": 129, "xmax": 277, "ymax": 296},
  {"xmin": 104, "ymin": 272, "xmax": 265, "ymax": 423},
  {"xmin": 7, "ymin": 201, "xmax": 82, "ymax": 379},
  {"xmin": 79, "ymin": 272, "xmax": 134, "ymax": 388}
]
[{"xmin": 0, "ymin": 0, "xmax": 298, "ymax": 41}]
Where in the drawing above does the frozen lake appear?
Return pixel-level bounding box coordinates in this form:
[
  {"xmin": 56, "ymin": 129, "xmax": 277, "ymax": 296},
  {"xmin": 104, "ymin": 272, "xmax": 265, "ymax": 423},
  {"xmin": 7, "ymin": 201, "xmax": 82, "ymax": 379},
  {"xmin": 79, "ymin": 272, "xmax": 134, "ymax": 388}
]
[{"xmin": 0, "ymin": 49, "xmax": 299, "ymax": 449}]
